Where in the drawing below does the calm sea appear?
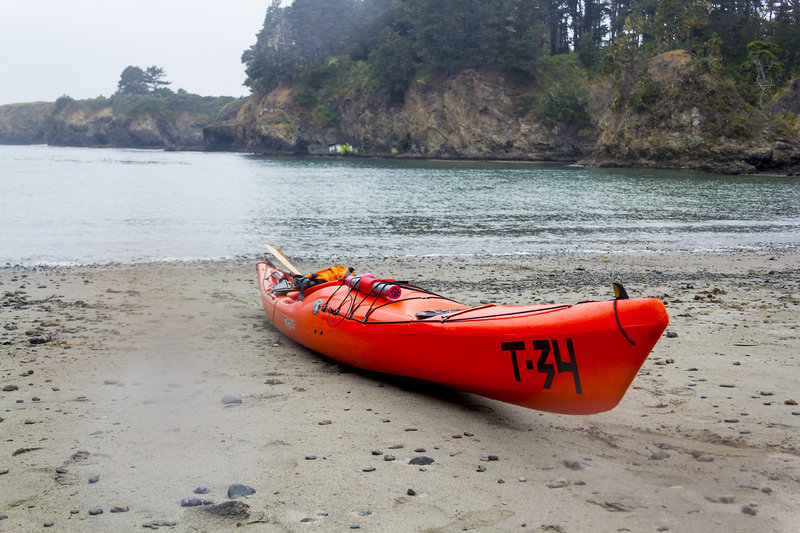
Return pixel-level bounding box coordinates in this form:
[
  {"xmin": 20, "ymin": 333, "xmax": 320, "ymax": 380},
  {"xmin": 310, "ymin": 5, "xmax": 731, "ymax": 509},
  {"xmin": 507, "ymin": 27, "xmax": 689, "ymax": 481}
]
[{"xmin": 1, "ymin": 145, "xmax": 798, "ymax": 265}]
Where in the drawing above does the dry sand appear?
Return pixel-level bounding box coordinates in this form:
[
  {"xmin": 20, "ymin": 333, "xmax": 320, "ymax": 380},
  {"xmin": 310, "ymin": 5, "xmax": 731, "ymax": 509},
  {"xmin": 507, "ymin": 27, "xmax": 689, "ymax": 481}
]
[{"xmin": 1, "ymin": 250, "xmax": 798, "ymax": 532}]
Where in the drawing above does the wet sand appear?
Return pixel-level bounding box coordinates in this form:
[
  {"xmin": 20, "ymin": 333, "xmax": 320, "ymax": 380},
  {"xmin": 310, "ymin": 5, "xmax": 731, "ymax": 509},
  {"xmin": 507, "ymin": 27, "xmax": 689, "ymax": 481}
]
[{"xmin": 1, "ymin": 250, "xmax": 799, "ymax": 531}]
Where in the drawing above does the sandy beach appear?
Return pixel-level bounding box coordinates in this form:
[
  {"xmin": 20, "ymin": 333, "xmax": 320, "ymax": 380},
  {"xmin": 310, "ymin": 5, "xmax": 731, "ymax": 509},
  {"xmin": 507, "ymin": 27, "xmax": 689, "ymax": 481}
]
[{"xmin": 1, "ymin": 250, "xmax": 798, "ymax": 532}]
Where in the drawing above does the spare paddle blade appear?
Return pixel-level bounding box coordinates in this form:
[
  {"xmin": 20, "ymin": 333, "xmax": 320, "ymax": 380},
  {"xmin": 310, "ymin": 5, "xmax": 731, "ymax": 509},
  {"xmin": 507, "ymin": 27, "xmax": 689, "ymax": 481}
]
[{"xmin": 265, "ymin": 245, "xmax": 303, "ymax": 276}]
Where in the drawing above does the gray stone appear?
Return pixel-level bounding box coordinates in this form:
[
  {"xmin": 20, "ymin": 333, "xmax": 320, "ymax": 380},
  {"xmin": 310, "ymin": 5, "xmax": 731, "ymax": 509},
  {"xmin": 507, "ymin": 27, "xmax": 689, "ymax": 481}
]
[{"xmin": 227, "ymin": 484, "xmax": 256, "ymax": 498}]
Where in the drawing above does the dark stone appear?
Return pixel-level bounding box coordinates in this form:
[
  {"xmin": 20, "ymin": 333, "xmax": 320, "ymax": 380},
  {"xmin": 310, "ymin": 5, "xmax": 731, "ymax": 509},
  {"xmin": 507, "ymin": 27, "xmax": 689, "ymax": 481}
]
[
  {"xmin": 2, "ymin": 385, "xmax": 18, "ymax": 392},
  {"xmin": 408, "ymin": 456, "xmax": 434, "ymax": 466},
  {"xmin": 227, "ymin": 484, "xmax": 256, "ymax": 499},
  {"xmin": 181, "ymin": 497, "xmax": 203, "ymax": 507},
  {"xmin": 88, "ymin": 475, "xmax": 99, "ymax": 484},
  {"xmin": 194, "ymin": 486, "xmax": 210, "ymax": 494},
  {"xmin": 88, "ymin": 508, "xmax": 103, "ymax": 516},
  {"xmin": 407, "ymin": 489, "xmax": 416, "ymax": 496}
]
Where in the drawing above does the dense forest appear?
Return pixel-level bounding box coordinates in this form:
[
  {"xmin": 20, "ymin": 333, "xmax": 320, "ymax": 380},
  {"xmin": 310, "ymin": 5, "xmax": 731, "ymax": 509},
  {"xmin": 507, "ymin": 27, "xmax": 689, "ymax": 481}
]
[{"xmin": 242, "ymin": 0, "xmax": 799, "ymax": 108}]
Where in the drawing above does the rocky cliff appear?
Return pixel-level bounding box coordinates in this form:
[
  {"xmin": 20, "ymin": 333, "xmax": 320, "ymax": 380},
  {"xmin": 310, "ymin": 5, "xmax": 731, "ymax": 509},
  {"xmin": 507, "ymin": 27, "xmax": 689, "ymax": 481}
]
[
  {"xmin": 217, "ymin": 69, "xmax": 595, "ymax": 162},
  {"xmin": 586, "ymin": 51, "xmax": 800, "ymax": 175},
  {"xmin": 3, "ymin": 51, "xmax": 800, "ymax": 175},
  {"xmin": 0, "ymin": 101, "xmax": 207, "ymax": 150},
  {"xmin": 221, "ymin": 51, "xmax": 800, "ymax": 175}
]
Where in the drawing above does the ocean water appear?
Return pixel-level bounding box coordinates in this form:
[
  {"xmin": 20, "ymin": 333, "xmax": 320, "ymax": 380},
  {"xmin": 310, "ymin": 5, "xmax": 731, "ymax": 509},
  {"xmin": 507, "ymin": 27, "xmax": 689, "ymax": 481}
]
[{"xmin": 1, "ymin": 144, "xmax": 798, "ymax": 265}]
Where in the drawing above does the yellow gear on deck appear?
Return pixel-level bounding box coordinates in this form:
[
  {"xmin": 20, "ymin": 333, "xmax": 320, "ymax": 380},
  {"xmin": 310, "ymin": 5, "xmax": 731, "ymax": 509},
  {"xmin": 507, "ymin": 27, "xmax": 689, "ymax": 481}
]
[{"xmin": 307, "ymin": 266, "xmax": 351, "ymax": 283}]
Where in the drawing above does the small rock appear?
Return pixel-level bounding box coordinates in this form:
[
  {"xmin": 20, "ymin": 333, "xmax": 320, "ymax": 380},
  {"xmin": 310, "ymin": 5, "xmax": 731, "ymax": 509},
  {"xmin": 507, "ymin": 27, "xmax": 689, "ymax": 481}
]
[
  {"xmin": 2, "ymin": 385, "xmax": 18, "ymax": 392},
  {"xmin": 563, "ymin": 459, "xmax": 585, "ymax": 470},
  {"xmin": 305, "ymin": 454, "xmax": 317, "ymax": 460},
  {"xmin": 741, "ymin": 504, "xmax": 757, "ymax": 515},
  {"xmin": 384, "ymin": 455, "xmax": 396, "ymax": 462},
  {"xmin": 88, "ymin": 508, "xmax": 103, "ymax": 516},
  {"xmin": 362, "ymin": 467, "xmax": 376, "ymax": 472},
  {"xmin": 408, "ymin": 456, "xmax": 434, "ymax": 466},
  {"xmin": 785, "ymin": 399, "xmax": 798, "ymax": 406},
  {"xmin": 88, "ymin": 475, "xmax": 100, "ymax": 483},
  {"xmin": 665, "ymin": 331, "xmax": 678, "ymax": 338},
  {"xmin": 760, "ymin": 391, "xmax": 773, "ymax": 396},
  {"xmin": 358, "ymin": 509, "xmax": 372, "ymax": 516},
  {"xmin": 371, "ymin": 450, "xmax": 383, "ymax": 456},
  {"xmin": 70, "ymin": 510, "xmax": 79, "ymax": 515},
  {"xmin": 487, "ymin": 454, "xmax": 499, "ymax": 461},
  {"xmin": 476, "ymin": 465, "xmax": 486, "ymax": 472},
  {"xmin": 414, "ymin": 447, "xmax": 426, "ymax": 453},
  {"xmin": 221, "ymin": 395, "xmax": 242, "ymax": 404},
  {"xmin": 103, "ymin": 379, "xmax": 119, "ymax": 385},
  {"xmin": 407, "ymin": 489, "xmax": 416, "ymax": 496},
  {"xmin": 181, "ymin": 497, "xmax": 203, "ymax": 507},
  {"xmin": 0, "ymin": 468, "xmax": 8, "ymax": 475},
  {"xmin": 110, "ymin": 505, "xmax": 129, "ymax": 513},
  {"xmin": 696, "ymin": 455, "xmax": 714, "ymax": 462},
  {"xmin": 761, "ymin": 487, "xmax": 772, "ymax": 494},
  {"xmin": 318, "ymin": 419, "xmax": 332, "ymax": 425},
  {"xmin": 194, "ymin": 486, "xmax": 210, "ymax": 494},
  {"xmin": 545, "ymin": 479, "xmax": 569, "ymax": 489},
  {"xmin": 44, "ymin": 522, "xmax": 54, "ymax": 527},
  {"xmin": 227, "ymin": 484, "xmax": 256, "ymax": 498}
]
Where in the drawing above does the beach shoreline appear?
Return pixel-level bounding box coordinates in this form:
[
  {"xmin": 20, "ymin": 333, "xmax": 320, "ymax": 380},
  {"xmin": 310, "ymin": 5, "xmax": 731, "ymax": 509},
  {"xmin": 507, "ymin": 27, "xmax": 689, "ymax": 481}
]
[{"xmin": 1, "ymin": 250, "xmax": 799, "ymax": 531}]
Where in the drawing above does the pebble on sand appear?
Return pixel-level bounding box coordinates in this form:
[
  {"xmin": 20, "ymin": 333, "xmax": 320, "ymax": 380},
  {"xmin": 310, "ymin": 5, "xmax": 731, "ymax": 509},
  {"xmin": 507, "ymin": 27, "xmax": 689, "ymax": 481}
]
[
  {"xmin": 181, "ymin": 497, "xmax": 203, "ymax": 507},
  {"xmin": 2, "ymin": 385, "xmax": 18, "ymax": 391},
  {"xmin": 408, "ymin": 456, "xmax": 434, "ymax": 466},
  {"xmin": 88, "ymin": 508, "xmax": 103, "ymax": 516},
  {"xmin": 546, "ymin": 480, "xmax": 570, "ymax": 489},
  {"xmin": 194, "ymin": 486, "xmax": 210, "ymax": 494},
  {"xmin": 227, "ymin": 484, "xmax": 256, "ymax": 498},
  {"xmin": 88, "ymin": 475, "xmax": 100, "ymax": 483},
  {"xmin": 110, "ymin": 505, "xmax": 129, "ymax": 513},
  {"xmin": 741, "ymin": 504, "xmax": 758, "ymax": 515},
  {"xmin": 221, "ymin": 395, "xmax": 242, "ymax": 404}
]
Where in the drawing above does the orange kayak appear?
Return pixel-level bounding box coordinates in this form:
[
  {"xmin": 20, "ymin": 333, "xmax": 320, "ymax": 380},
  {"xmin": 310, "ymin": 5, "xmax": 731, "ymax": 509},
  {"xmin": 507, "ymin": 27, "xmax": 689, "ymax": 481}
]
[{"xmin": 257, "ymin": 259, "xmax": 668, "ymax": 414}]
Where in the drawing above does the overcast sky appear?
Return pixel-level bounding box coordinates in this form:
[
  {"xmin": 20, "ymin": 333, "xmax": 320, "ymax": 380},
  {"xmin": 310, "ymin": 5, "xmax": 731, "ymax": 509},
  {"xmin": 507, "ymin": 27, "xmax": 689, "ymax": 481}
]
[{"xmin": 0, "ymin": 0, "xmax": 277, "ymax": 105}]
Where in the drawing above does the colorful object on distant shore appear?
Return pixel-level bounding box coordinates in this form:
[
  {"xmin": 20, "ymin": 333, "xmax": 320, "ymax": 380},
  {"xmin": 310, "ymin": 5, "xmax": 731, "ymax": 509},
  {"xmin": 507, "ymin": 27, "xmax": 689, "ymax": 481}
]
[{"xmin": 257, "ymin": 247, "xmax": 668, "ymax": 414}]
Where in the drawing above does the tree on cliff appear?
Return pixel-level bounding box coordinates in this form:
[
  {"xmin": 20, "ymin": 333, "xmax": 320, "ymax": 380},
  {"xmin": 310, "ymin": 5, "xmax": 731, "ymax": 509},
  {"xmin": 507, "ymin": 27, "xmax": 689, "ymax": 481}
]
[{"xmin": 116, "ymin": 65, "xmax": 171, "ymax": 95}]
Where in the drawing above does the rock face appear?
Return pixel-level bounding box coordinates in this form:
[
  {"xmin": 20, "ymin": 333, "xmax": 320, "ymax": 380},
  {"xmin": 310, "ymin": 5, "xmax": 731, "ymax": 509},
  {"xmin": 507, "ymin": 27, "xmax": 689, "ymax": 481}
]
[
  {"xmin": 221, "ymin": 53, "xmax": 800, "ymax": 175},
  {"xmin": 0, "ymin": 102, "xmax": 53, "ymax": 144},
  {"xmin": 3, "ymin": 53, "xmax": 800, "ymax": 175},
  {"xmin": 585, "ymin": 50, "xmax": 800, "ymax": 175},
  {"xmin": 0, "ymin": 101, "xmax": 206, "ymax": 149},
  {"xmin": 230, "ymin": 70, "xmax": 595, "ymax": 162}
]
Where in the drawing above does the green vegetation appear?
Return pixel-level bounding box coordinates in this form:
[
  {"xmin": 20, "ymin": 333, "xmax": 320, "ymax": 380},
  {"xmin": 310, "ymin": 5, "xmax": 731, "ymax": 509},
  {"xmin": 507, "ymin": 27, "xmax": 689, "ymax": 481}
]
[
  {"xmin": 242, "ymin": 0, "xmax": 799, "ymax": 112},
  {"xmin": 54, "ymin": 66, "xmax": 238, "ymax": 121}
]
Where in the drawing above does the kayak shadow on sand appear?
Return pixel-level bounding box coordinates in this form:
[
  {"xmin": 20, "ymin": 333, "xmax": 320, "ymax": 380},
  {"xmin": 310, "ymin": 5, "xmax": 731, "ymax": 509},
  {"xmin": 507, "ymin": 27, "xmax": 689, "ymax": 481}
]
[{"xmin": 269, "ymin": 331, "xmax": 531, "ymax": 429}]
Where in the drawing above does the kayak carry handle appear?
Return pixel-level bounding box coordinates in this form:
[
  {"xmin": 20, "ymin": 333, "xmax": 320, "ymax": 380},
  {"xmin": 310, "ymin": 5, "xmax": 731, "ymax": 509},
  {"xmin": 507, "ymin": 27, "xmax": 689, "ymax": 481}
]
[{"xmin": 344, "ymin": 274, "xmax": 402, "ymax": 300}]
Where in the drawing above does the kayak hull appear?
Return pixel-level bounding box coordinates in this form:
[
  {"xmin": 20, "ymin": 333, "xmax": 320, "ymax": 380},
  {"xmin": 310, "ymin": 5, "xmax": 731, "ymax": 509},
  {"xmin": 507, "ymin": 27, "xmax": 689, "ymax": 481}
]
[{"xmin": 257, "ymin": 262, "xmax": 668, "ymax": 414}]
